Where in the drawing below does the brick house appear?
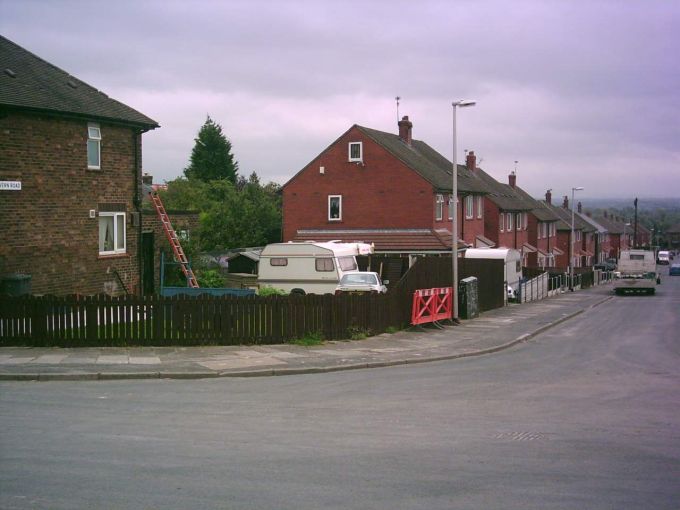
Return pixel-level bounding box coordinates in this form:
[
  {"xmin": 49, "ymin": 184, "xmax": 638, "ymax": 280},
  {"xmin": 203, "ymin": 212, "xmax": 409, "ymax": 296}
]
[
  {"xmin": 542, "ymin": 196, "xmax": 596, "ymax": 268},
  {"xmin": 283, "ymin": 116, "xmax": 488, "ymax": 255},
  {"xmin": 0, "ymin": 36, "xmax": 158, "ymax": 295},
  {"xmin": 512, "ymin": 188, "xmax": 560, "ymax": 268},
  {"xmin": 594, "ymin": 212, "xmax": 632, "ymax": 259},
  {"xmin": 577, "ymin": 206, "xmax": 611, "ymax": 264}
]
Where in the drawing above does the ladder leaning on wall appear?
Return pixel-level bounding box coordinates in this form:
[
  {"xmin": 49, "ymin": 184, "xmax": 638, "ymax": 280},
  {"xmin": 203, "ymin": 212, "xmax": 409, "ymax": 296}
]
[{"xmin": 150, "ymin": 192, "xmax": 199, "ymax": 288}]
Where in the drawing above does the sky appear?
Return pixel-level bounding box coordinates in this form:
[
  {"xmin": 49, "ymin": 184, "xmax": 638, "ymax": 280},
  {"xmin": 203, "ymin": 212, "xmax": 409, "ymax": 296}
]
[{"xmin": 2, "ymin": 0, "xmax": 679, "ymax": 199}]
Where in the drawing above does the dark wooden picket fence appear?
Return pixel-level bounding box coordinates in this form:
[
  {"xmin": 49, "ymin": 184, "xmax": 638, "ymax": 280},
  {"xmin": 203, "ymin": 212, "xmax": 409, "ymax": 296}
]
[
  {"xmin": 0, "ymin": 292, "xmax": 407, "ymax": 347},
  {"xmin": 0, "ymin": 256, "xmax": 507, "ymax": 347}
]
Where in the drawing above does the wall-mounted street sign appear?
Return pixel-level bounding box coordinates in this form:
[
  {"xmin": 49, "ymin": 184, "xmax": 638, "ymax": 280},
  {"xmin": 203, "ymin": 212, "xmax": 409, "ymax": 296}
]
[{"xmin": 0, "ymin": 181, "xmax": 21, "ymax": 190}]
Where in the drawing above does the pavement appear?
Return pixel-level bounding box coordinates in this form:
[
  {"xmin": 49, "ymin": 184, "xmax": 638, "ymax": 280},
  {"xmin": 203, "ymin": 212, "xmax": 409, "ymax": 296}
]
[{"xmin": 0, "ymin": 285, "xmax": 614, "ymax": 382}]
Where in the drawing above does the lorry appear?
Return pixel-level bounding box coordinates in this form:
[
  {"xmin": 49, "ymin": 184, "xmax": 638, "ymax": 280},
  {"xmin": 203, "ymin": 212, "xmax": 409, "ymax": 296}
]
[
  {"xmin": 613, "ymin": 249, "xmax": 660, "ymax": 295},
  {"xmin": 463, "ymin": 248, "xmax": 522, "ymax": 301},
  {"xmin": 257, "ymin": 240, "xmax": 374, "ymax": 294}
]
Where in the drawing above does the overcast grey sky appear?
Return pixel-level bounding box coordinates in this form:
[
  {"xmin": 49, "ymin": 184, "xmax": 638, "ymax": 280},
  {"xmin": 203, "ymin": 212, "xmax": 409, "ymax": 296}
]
[{"xmin": 2, "ymin": 0, "xmax": 679, "ymax": 199}]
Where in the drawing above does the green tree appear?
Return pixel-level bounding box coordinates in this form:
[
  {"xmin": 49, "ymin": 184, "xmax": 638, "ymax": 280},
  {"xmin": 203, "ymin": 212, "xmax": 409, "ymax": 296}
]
[{"xmin": 184, "ymin": 115, "xmax": 239, "ymax": 183}]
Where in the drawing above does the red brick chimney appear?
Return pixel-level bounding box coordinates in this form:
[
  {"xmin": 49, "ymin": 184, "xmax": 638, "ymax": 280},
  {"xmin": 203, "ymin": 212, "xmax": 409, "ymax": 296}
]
[
  {"xmin": 398, "ymin": 116, "xmax": 413, "ymax": 146},
  {"xmin": 563, "ymin": 196, "xmax": 569, "ymax": 209},
  {"xmin": 577, "ymin": 201, "xmax": 582, "ymax": 213},
  {"xmin": 545, "ymin": 190, "xmax": 552, "ymax": 204},
  {"xmin": 466, "ymin": 151, "xmax": 476, "ymax": 171},
  {"xmin": 508, "ymin": 172, "xmax": 516, "ymax": 188}
]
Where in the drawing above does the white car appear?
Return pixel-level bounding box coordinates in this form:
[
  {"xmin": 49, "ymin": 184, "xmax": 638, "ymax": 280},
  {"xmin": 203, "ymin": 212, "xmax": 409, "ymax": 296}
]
[
  {"xmin": 334, "ymin": 272, "xmax": 388, "ymax": 295},
  {"xmin": 507, "ymin": 284, "xmax": 517, "ymax": 301}
]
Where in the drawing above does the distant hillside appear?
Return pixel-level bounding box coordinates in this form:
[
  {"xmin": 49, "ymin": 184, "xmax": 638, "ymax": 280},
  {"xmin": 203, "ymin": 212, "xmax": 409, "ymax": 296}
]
[{"xmin": 579, "ymin": 198, "xmax": 680, "ymax": 211}]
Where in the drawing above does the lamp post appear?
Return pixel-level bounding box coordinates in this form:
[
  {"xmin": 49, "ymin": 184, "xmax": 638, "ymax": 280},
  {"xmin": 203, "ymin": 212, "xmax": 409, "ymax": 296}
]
[
  {"xmin": 452, "ymin": 99, "xmax": 476, "ymax": 322},
  {"xmin": 569, "ymin": 186, "xmax": 584, "ymax": 291}
]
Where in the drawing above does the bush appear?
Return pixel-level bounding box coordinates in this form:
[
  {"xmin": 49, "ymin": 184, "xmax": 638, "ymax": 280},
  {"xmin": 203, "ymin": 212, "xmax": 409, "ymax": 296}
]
[
  {"xmin": 258, "ymin": 286, "xmax": 288, "ymax": 296},
  {"xmin": 196, "ymin": 269, "xmax": 225, "ymax": 288},
  {"xmin": 291, "ymin": 331, "xmax": 324, "ymax": 346}
]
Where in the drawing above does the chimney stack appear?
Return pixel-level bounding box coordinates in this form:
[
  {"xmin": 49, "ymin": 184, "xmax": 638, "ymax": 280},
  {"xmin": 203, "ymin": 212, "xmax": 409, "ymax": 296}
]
[
  {"xmin": 563, "ymin": 196, "xmax": 569, "ymax": 209},
  {"xmin": 508, "ymin": 172, "xmax": 516, "ymax": 188},
  {"xmin": 577, "ymin": 201, "xmax": 582, "ymax": 213},
  {"xmin": 398, "ymin": 116, "xmax": 413, "ymax": 146},
  {"xmin": 142, "ymin": 173, "xmax": 153, "ymax": 185},
  {"xmin": 545, "ymin": 190, "xmax": 552, "ymax": 204},
  {"xmin": 466, "ymin": 150, "xmax": 476, "ymax": 171}
]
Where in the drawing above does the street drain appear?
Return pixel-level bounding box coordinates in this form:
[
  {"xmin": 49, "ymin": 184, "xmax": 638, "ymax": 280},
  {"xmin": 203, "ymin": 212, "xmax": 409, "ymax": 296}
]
[{"xmin": 494, "ymin": 431, "xmax": 547, "ymax": 441}]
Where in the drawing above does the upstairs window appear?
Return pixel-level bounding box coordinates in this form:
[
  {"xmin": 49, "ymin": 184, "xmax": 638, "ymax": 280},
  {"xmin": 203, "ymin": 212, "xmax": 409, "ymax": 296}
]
[
  {"xmin": 87, "ymin": 123, "xmax": 101, "ymax": 169},
  {"xmin": 507, "ymin": 212, "xmax": 513, "ymax": 231},
  {"xmin": 348, "ymin": 142, "xmax": 363, "ymax": 162},
  {"xmin": 435, "ymin": 194, "xmax": 444, "ymax": 221},
  {"xmin": 465, "ymin": 195, "xmax": 474, "ymax": 219},
  {"xmin": 476, "ymin": 196, "xmax": 483, "ymax": 218},
  {"xmin": 448, "ymin": 195, "xmax": 454, "ymax": 220},
  {"xmin": 516, "ymin": 213, "xmax": 522, "ymax": 231},
  {"xmin": 328, "ymin": 195, "xmax": 342, "ymax": 221},
  {"xmin": 98, "ymin": 212, "xmax": 125, "ymax": 255}
]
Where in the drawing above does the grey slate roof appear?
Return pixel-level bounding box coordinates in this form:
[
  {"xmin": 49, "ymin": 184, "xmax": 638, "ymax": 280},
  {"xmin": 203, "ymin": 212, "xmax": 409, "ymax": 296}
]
[
  {"xmin": 511, "ymin": 185, "xmax": 560, "ymax": 221},
  {"xmin": 357, "ymin": 125, "xmax": 488, "ymax": 194},
  {"xmin": 541, "ymin": 201, "xmax": 594, "ymax": 232},
  {"xmin": 465, "ymin": 167, "xmax": 533, "ymax": 211},
  {"xmin": 592, "ymin": 215, "xmax": 627, "ymax": 235},
  {"xmin": 0, "ymin": 35, "xmax": 158, "ymax": 129}
]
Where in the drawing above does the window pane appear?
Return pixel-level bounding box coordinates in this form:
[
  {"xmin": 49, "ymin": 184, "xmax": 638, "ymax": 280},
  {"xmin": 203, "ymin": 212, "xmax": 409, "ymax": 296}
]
[
  {"xmin": 88, "ymin": 139, "xmax": 100, "ymax": 167},
  {"xmin": 329, "ymin": 196, "xmax": 341, "ymax": 219},
  {"xmin": 88, "ymin": 126, "xmax": 101, "ymax": 139},
  {"xmin": 99, "ymin": 216, "xmax": 114, "ymax": 252},
  {"xmin": 315, "ymin": 258, "xmax": 334, "ymax": 272},
  {"xmin": 270, "ymin": 258, "xmax": 288, "ymax": 266},
  {"xmin": 338, "ymin": 256, "xmax": 357, "ymax": 271},
  {"xmin": 116, "ymin": 214, "xmax": 125, "ymax": 250}
]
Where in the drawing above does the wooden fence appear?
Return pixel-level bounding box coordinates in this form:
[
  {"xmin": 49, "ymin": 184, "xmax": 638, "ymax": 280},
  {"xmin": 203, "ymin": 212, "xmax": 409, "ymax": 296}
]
[
  {"xmin": 0, "ymin": 292, "xmax": 405, "ymax": 347},
  {"xmin": 0, "ymin": 256, "xmax": 507, "ymax": 347}
]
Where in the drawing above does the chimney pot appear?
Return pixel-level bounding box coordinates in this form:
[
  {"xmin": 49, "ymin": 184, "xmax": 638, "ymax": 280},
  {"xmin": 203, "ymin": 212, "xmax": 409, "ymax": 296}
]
[
  {"xmin": 466, "ymin": 150, "xmax": 476, "ymax": 171},
  {"xmin": 545, "ymin": 190, "xmax": 552, "ymax": 204},
  {"xmin": 508, "ymin": 172, "xmax": 516, "ymax": 188},
  {"xmin": 577, "ymin": 201, "xmax": 582, "ymax": 213},
  {"xmin": 398, "ymin": 115, "xmax": 413, "ymax": 146},
  {"xmin": 563, "ymin": 196, "xmax": 569, "ymax": 209}
]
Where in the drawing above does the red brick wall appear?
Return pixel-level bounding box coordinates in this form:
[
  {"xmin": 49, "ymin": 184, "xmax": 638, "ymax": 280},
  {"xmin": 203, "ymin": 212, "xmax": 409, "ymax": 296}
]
[
  {"xmin": 0, "ymin": 112, "xmax": 143, "ymax": 295},
  {"xmin": 555, "ymin": 231, "xmax": 570, "ymax": 268},
  {"xmin": 283, "ymin": 126, "xmax": 434, "ymax": 240},
  {"xmin": 483, "ymin": 198, "xmax": 501, "ymax": 246}
]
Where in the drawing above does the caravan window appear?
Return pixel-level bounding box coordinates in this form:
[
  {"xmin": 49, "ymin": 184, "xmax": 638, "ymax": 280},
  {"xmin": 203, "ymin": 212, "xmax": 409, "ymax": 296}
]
[
  {"xmin": 270, "ymin": 258, "xmax": 288, "ymax": 266},
  {"xmin": 337, "ymin": 256, "xmax": 357, "ymax": 271},
  {"xmin": 315, "ymin": 258, "xmax": 335, "ymax": 272}
]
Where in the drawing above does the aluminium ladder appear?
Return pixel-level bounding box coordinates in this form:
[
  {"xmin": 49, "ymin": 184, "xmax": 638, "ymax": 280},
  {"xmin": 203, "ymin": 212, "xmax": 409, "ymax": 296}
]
[{"xmin": 150, "ymin": 192, "xmax": 199, "ymax": 288}]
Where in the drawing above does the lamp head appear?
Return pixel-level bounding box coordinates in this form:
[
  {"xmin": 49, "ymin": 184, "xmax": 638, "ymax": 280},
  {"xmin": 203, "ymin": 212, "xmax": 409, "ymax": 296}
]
[
  {"xmin": 453, "ymin": 99, "xmax": 477, "ymax": 107},
  {"xmin": 572, "ymin": 186, "xmax": 584, "ymax": 191}
]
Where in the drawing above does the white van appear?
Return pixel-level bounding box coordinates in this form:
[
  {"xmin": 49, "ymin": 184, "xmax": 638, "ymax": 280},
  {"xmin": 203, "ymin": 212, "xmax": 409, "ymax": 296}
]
[
  {"xmin": 464, "ymin": 248, "xmax": 522, "ymax": 300},
  {"xmin": 614, "ymin": 249, "xmax": 659, "ymax": 295},
  {"xmin": 258, "ymin": 241, "xmax": 374, "ymax": 294},
  {"xmin": 657, "ymin": 250, "xmax": 670, "ymax": 265}
]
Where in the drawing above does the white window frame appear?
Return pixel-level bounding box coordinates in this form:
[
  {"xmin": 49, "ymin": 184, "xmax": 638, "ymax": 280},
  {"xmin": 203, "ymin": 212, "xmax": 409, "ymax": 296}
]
[
  {"xmin": 98, "ymin": 212, "xmax": 126, "ymax": 255},
  {"xmin": 328, "ymin": 195, "xmax": 342, "ymax": 221},
  {"xmin": 448, "ymin": 195, "xmax": 454, "ymax": 220},
  {"xmin": 465, "ymin": 195, "xmax": 474, "ymax": 219},
  {"xmin": 576, "ymin": 230, "xmax": 581, "ymax": 241},
  {"xmin": 435, "ymin": 194, "xmax": 444, "ymax": 221},
  {"xmin": 476, "ymin": 195, "xmax": 483, "ymax": 219},
  {"xmin": 87, "ymin": 123, "xmax": 101, "ymax": 170},
  {"xmin": 500, "ymin": 213, "xmax": 504, "ymax": 232},
  {"xmin": 507, "ymin": 212, "xmax": 513, "ymax": 231},
  {"xmin": 516, "ymin": 212, "xmax": 522, "ymax": 231},
  {"xmin": 348, "ymin": 142, "xmax": 363, "ymax": 162},
  {"xmin": 524, "ymin": 213, "xmax": 528, "ymax": 230}
]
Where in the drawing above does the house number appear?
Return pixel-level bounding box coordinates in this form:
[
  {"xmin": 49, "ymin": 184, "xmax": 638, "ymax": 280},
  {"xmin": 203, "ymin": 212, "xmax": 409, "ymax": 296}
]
[{"xmin": 0, "ymin": 181, "xmax": 21, "ymax": 191}]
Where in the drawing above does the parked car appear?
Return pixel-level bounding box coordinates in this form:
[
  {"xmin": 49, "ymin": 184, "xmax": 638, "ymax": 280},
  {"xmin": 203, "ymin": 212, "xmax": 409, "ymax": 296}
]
[
  {"xmin": 335, "ymin": 272, "xmax": 387, "ymax": 295},
  {"xmin": 594, "ymin": 260, "xmax": 616, "ymax": 271},
  {"xmin": 669, "ymin": 263, "xmax": 680, "ymax": 276}
]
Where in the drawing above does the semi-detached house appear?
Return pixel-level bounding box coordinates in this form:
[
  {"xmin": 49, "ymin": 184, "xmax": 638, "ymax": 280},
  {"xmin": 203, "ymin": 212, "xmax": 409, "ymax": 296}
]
[
  {"xmin": 283, "ymin": 116, "xmax": 490, "ymax": 257},
  {"xmin": 0, "ymin": 36, "xmax": 159, "ymax": 295}
]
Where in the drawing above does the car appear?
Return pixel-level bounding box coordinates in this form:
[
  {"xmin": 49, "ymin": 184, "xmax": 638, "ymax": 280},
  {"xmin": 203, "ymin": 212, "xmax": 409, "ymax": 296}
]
[
  {"xmin": 507, "ymin": 284, "xmax": 517, "ymax": 301},
  {"xmin": 594, "ymin": 260, "xmax": 616, "ymax": 271},
  {"xmin": 334, "ymin": 272, "xmax": 388, "ymax": 295},
  {"xmin": 669, "ymin": 263, "xmax": 680, "ymax": 276}
]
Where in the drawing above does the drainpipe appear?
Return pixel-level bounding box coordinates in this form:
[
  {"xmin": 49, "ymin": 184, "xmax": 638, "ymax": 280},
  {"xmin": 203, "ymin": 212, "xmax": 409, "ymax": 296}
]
[{"xmin": 133, "ymin": 129, "xmax": 142, "ymax": 296}]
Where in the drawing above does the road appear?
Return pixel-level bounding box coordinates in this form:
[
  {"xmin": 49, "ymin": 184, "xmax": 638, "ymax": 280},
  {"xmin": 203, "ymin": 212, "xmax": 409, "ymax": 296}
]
[{"xmin": 1, "ymin": 273, "xmax": 679, "ymax": 509}]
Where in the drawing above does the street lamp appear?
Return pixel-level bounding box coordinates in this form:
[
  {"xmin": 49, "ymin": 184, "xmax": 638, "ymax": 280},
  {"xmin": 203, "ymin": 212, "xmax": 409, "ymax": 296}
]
[
  {"xmin": 452, "ymin": 99, "xmax": 476, "ymax": 322},
  {"xmin": 569, "ymin": 186, "xmax": 584, "ymax": 291}
]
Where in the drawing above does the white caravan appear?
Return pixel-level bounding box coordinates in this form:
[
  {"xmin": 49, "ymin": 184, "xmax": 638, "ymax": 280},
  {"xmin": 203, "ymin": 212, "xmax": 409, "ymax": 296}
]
[
  {"xmin": 464, "ymin": 248, "xmax": 523, "ymax": 300},
  {"xmin": 258, "ymin": 241, "xmax": 374, "ymax": 294},
  {"xmin": 614, "ymin": 249, "xmax": 659, "ymax": 295}
]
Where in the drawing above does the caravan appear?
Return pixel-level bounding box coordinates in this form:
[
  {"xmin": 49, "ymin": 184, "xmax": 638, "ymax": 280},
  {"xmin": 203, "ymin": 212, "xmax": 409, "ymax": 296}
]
[{"xmin": 258, "ymin": 241, "xmax": 374, "ymax": 294}]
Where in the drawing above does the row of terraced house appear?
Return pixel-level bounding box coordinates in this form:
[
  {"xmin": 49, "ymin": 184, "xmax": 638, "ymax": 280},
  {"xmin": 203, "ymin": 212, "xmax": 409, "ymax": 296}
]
[{"xmin": 0, "ymin": 35, "xmax": 646, "ymax": 297}]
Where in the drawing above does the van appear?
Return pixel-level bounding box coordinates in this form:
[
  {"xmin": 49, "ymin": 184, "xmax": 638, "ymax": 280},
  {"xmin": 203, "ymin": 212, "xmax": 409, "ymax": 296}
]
[
  {"xmin": 258, "ymin": 241, "xmax": 374, "ymax": 294},
  {"xmin": 657, "ymin": 250, "xmax": 670, "ymax": 265},
  {"xmin": 614, "ymin": 249, "xmax": 659, "ymax": 295},
  {"xmin": 463, "ymin": 248, "xmax": 522, "ymax": 301}
]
